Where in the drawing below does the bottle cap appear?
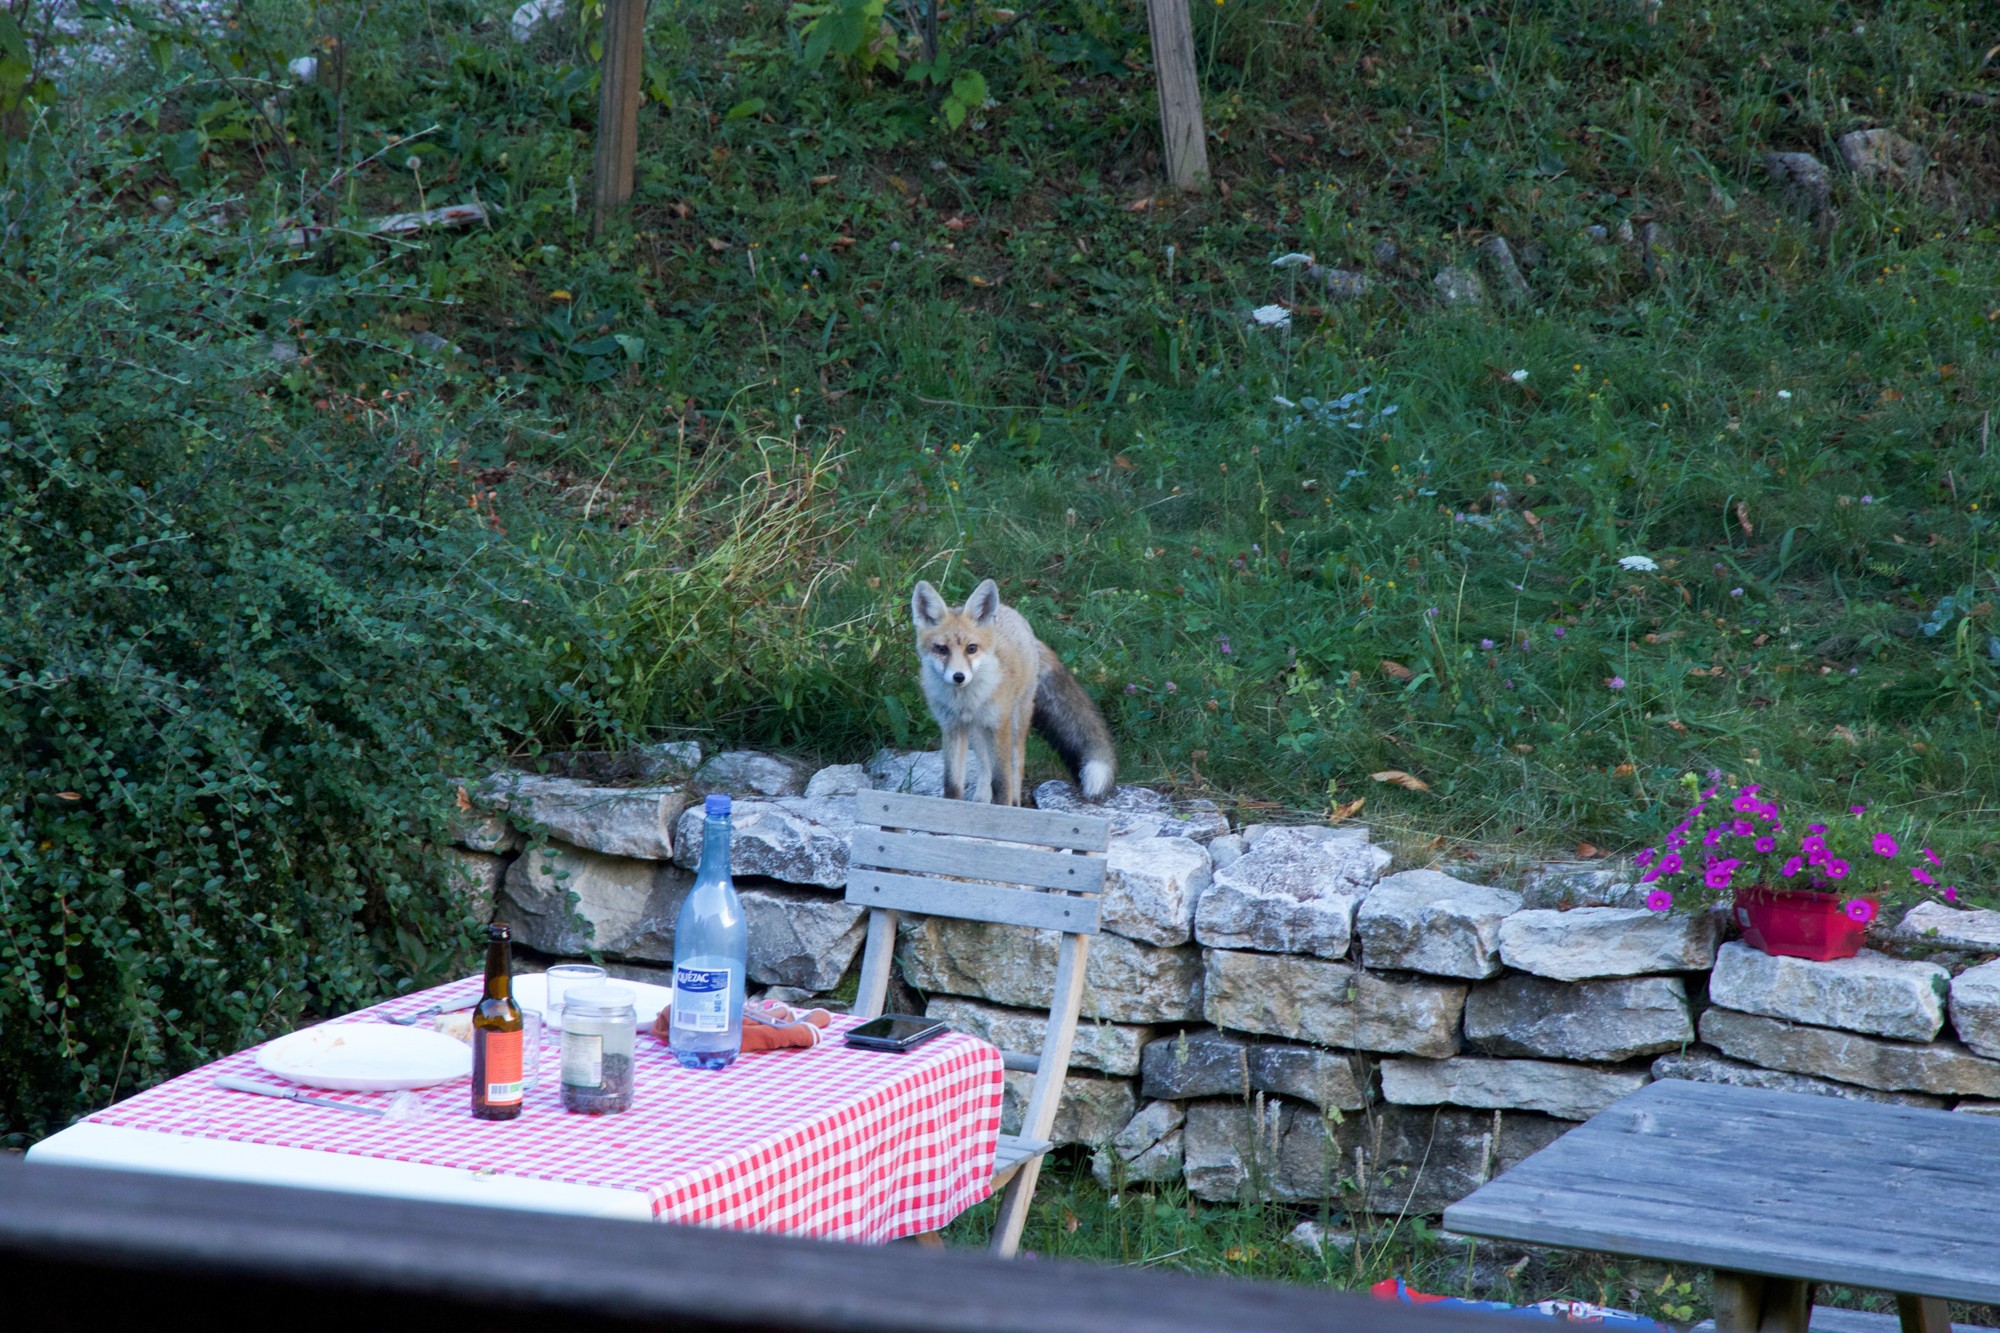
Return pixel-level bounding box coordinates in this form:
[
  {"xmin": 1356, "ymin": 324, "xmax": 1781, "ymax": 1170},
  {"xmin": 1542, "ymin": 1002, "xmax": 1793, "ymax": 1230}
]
[
  {"xmin": 705, "ymin": 794, "xmax": 731, "ymax": 817},
  {"xmin": 487, "ymin": 922, "xmax": 511, "ymax": 941}
]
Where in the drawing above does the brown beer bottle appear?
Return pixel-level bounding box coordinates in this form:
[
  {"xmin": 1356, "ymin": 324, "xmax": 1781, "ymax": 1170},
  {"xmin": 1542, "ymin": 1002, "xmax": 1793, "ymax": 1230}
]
[{"xmin": 471, "ymin": 922, "xmax": 525, "ymax": 1120}]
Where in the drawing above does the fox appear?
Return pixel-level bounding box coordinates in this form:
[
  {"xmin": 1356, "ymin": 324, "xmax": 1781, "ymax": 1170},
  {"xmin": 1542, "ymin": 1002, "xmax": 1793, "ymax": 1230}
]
[{"xmin": 910, "ymin": 578, "xmax": 1117, "ymax": 806}]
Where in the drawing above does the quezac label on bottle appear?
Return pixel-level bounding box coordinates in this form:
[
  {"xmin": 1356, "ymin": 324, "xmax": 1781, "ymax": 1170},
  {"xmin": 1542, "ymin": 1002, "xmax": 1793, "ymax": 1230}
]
[{"xmin": 674, "ymin": 966, "xmax": 731, "ymax": 1033}]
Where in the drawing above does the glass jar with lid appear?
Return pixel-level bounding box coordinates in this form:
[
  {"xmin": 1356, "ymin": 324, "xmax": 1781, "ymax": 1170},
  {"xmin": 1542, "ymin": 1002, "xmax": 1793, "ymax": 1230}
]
[{"xmin": 559, "ymin": 983, "xmax": 637, "ymax": 1114}]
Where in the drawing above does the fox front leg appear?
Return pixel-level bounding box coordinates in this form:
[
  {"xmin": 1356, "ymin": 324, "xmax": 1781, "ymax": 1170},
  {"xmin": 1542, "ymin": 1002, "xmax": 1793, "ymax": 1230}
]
[{"xmin": 942, "ymin": 728, "xmax": 970, "ymax": 801}]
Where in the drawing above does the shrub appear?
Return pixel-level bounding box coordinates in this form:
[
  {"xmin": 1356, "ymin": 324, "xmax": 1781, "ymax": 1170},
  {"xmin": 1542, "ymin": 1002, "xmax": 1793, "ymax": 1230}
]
[{"xmin": 0, "ymin": 131, "xmax": 619, "ymax": 1139}]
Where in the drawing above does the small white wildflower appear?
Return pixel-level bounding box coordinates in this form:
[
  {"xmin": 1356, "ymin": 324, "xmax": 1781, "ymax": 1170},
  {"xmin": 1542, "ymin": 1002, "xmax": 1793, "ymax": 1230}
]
[
  {"xmin": 1271, "ymin": 252, "xmax": 1314, "ymax": 269},
  {"xmin": 511, "ymin": 0, "xmax": 565, "ymax": 43},
  {"xmin": 1250, "ymin": 304, "xmax": 1292, "ymax": 329},
  {"xmin": 1509, "ymin": 369, "xmax": 1529, "ymax": 383},
  {"xmin": 288, "ymin": 56, "xmax": 318, "ymax": 84},
  {"xmin": 1618, "ymin": 555, "xmax": 1659, "ymax": 572},
  {"xmin": 1777, "ymin": 389, "xmax": 1793, "ymax": 400},
  {"xmin": 1273, "ymin": 396, "xmax": 1296, "ymax": 409}
]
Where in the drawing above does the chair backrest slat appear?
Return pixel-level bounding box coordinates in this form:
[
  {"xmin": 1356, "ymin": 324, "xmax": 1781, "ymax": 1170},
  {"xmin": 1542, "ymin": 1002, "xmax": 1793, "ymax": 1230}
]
[
  {"xmin": 854, "ymin": 791, "xmax": 1110, "ymax": 853},
  {"xmin": 847, "ymin": 868, "xmax": 1101, "ymax": 935},
  {"xmin": 852, "ymin": 830, "xmax": 1106, "ymax": 895}
]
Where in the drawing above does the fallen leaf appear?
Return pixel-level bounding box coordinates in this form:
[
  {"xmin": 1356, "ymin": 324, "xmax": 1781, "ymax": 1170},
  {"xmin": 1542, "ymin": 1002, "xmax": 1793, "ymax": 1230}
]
[
  {"xmin": 887, "ymin": 174, "xmax": 910, "ymax": 195},
  {"xmin": 1513, "ymin": 743, "xmax": 1535, "ymax": 754},
  {"xmin": 943, "ymin": 214, "xmax": 971, "ymax": 231},
  {"xmin": 549, "ymin": 289, "xmax": 572, "ymax": 301},
  {"xmin": 705, "ymin": 237, "xmax": 730, "ymax": 252},
  {"xmin": 1830, "ymin": 724, "xmax": 1860, "ymax": 744},
  {"xmin": 1063, "ymin": 1208, "xmax": 1080, "ymax": 1234},
  {"xmin": 1111, "ymin": 454, "xmax": 1134, "ymax": 470},
  {"xmin": 1379, "ymin": 659, "xmax": 1415, "ymax": 682},
  {"xmin": 1880, "ymin": 388, "xmax": 1904, "ymax": 403},
  {"xmin": 1613, "ymin": 763, "xmax": 1636, "ymax": 777},
  {"xmin": 831, "ymin": 235, "xmax": 856, "ymax": 249},
  {"xmin": 1576, "ymin": 842, "xmax": 1606, "ymax": 859},
  {"xmin": 1667, "ymin": 719, "xmax": 1688, "ymax": 734},
  {"xmin": 1752, "ymin": 633, "xmax": 1770, "ymax": 646},
  {"xmin": 454, "ymin": 785, "xmax": 473, "ymax": 812},
  {"xmin": 1735, "ymin": 500, "xmax": 1753, "ymax": 537},
  {"xmin": 967, "ymin": 274, "xmax": 992, "ymax": 287},
  {"xmin": 56, "ymin": 791, "xmax": 82, "ymax": 800},
  {"xmin": 1370, "ymin": 769, "xmax": 1431, "ymax": 792},
  {"xmin": 1328, "ymin": 797, "xmax": 1366, "ymax": 823},
  {"xmin": 810, "ymin": 174, "xmax": 838, "ymax": 186},
  {"xmin": 1125, "ymin": 196, "xmax": 1156, "ymax": 212}
]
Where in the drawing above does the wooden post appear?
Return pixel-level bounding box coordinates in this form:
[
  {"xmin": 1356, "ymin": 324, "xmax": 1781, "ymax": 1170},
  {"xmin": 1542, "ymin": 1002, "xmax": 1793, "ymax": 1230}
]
[
  {"xmin": 1144, "ymin": 0, "xmax": 1209, "ymax": 192},
  {"xmin": 592, "ymin": 0, "xmax": 648, "ymax": 235}
]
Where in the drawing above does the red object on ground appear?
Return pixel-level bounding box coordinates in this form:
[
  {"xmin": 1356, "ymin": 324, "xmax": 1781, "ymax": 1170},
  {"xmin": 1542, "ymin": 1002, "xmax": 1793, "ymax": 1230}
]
[{"xmin": 1733, "ymin": 886, "xmax": 1871, "ymax": 961}]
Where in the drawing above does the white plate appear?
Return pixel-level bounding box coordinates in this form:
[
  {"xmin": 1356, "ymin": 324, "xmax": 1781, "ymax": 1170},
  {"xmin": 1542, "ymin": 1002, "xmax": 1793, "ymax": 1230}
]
[
  {"xmin": 257, "ymin": 1023, "xmax": 473, "ymax": 1092},
  {"xmin": 515, "ymin": 973, "xmax": 672, "ymax": 1028}
]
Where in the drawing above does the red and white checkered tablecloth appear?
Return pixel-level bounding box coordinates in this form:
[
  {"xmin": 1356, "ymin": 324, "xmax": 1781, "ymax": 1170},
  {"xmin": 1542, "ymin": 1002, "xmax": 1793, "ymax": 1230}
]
[{"xmin": 87, "ymin": 977, "xmax": 1004, "ymax": 1242}]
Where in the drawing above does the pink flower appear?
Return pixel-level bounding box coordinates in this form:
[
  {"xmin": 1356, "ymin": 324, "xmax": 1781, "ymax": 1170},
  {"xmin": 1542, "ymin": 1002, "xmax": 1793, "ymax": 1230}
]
[
  {"xmin": 1731, "ymin": 820, "xmax": 1755, "ymax": 837},
  {"xmin": 1912, "ymin": 867, "xmax": 1935, "ymax": 886},
  {"xmin": 1640, "ymin": 866, "xmax": 1663, "ymax": 884},
  {"xmin": 1606, "ymin": 676, "xmax": 1627, "ymax": 690},
  {"xmin": 1666, "ymin": 832, "xmax": 1687, "ymax": 851},
  {"xmin": 1781, "ymin": 856, "xmax": 1804, "ymax": 876},
  {"xmin": 1946, "ymin": 886, "xmax": 1960, "ymax": 902},
  {"xmin": 1808, "ymin": 823, "xmax": 1826, "ymax": 835},
  {"xmin": 1703, "ymin": 828, "xmax": 1725, "ymax": 848},
  {"xmin": 1659, "ymin": 852, "xmax": 1683, "ymax": 875},
  {"xmin": 1850, "ymin": 804, "xmax": 1868, "ymax": 815},
  {"xmin": 1634, "ymin": 848, "xmax": 1658, "ymax": 869},
  {"xmin": 1825, "ymin": 858, "xmax": 1851, "ymax": 880},
  {"xmin": 1802, "ymin": 833, "xmax": 1828, "ymax": 857},
  {"xmin": 1755, "ymin": 837, "xmax": 1776, "ymax": 853},
  {"xmin": 1744, "ymin": 785, "xmax": 1761, "ymax": 795},
  {"xmin": 1645, "ymin": 889, "xmax": 1673, "ymax": 912},
  {"xmin": 1871, "ymin": 832, "xmax": 1899, "ymax": 858},
  {"xmin": 1923, "ymin": 848, "xmax": 1940, "ymax": 867},
  {"xmin": 1844, "ymin": 899, "xmax": 1876, "ymax": 924}
]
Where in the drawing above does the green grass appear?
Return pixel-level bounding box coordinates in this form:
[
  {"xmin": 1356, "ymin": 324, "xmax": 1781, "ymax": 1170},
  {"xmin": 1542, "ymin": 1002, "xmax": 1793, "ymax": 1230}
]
[{"xmin": 74, "ymin": 0, "xmax": 1992, "ymax": 883}]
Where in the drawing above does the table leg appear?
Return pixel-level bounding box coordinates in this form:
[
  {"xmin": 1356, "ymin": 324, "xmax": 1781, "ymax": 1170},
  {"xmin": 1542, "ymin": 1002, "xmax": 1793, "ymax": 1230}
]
[
  {"xmin": 1713, "ymin": 1271, "xmax": 1814, "ymax": 1333},
  {"xmin": 1897, "ymin": 1294, "xmax": 1950, "ymax": 1333}
]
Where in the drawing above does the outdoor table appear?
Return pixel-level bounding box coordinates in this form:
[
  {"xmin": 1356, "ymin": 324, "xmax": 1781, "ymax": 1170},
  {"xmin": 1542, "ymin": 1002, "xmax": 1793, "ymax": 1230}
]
[
  {"xmin": 27, "ymin": 974, "xmax": 1004, "ymax": 1243},
  {"xmin": 1442, "ymin": 1079, "xmax": 2000, "ymax": 1333}
]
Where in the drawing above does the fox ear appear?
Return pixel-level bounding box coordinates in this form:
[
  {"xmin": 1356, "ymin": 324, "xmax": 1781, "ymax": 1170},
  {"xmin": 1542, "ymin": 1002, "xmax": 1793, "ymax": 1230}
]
[
  {"xmin": 965, "ymin": 579, "xmax": 1001, "ymax": 625},
  {"xmin": 911, "ymin": 581, "xmax": 947, "ymax": 628}
]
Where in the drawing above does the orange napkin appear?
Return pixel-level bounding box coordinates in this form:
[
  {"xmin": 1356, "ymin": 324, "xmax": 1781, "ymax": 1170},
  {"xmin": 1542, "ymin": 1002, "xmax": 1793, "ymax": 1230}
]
[{"xmin": 650, "ymin": 999, "xmax": 833, "ymax": 1052}]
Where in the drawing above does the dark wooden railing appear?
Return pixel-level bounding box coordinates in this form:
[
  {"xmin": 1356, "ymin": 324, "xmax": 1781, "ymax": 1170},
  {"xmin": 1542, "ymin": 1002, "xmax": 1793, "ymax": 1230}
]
[{"xmin": 0, "ymin": 1157, "xmax": 1503, "ymax": 1333}]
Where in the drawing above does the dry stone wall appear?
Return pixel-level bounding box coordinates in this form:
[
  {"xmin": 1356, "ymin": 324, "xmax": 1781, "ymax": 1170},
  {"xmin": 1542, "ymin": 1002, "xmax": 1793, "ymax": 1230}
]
[{"xmin": 450, "ymin": 745, "xmax": 2000, "ymax": 1216}]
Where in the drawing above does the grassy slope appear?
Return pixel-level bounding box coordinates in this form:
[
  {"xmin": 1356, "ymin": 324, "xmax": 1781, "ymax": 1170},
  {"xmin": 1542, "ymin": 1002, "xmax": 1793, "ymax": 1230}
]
[
  {"xmin": 51, "ymin": 0, "xmax": 2000, "ymax": 1306},
  {"xmin": 171, "ymin": 0, "xmax": 2000, "ymax": 876}
]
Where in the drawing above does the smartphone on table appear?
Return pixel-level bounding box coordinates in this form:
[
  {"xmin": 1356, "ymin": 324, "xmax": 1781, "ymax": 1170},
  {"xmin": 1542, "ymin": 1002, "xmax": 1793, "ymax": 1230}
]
[{"xmin": 845, "ymin": 1014, "xmax": 949, "ymax": 1052}]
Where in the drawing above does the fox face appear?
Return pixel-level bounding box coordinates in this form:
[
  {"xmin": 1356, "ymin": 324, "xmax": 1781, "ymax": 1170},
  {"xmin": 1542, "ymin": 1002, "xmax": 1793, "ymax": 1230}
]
[{"xmin": 911, "ymin": 579, "xmax": 1001, "ymax": 694}]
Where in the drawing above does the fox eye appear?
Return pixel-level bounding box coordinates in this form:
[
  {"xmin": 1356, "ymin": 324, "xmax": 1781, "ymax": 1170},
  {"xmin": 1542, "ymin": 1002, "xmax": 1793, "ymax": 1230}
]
[
  {"xmin": 965, "ymin": 643, "xmax": 979, "ymax": 655},
  {"xmin": 933, "ymin": 645, "xmax": 950, "ymax": 658}
]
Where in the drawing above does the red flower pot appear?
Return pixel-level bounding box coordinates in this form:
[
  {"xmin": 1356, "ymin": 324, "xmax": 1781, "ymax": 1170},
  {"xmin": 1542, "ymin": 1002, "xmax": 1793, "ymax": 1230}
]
[{"xmin": 1732, "ymin": 886, "xmax": 1873, "ymax": 961}]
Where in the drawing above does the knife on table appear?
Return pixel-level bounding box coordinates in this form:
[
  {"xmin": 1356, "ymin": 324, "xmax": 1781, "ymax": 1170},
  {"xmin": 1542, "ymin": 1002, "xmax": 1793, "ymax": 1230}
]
[{"xmin": 215, "ymin": 1074, "xmax": 387, "ymax": 1117}]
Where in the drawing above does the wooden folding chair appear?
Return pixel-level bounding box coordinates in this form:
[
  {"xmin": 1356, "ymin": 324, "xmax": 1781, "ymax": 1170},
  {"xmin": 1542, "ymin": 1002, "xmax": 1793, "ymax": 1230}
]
[{"xmin": 846, "ymin": 790, "xmax": 1111, "ymax": 1258}]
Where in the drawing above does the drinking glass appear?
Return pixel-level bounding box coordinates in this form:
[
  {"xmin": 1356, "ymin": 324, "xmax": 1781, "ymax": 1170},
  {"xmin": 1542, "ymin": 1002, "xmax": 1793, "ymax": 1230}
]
[
  {"xmin": 543, "ymin": 963, "xmax": 607, "ymax": 1032},
  {"xmin": 520, "ymin": 1007, "xmax": 544, "ymax": 1090}
]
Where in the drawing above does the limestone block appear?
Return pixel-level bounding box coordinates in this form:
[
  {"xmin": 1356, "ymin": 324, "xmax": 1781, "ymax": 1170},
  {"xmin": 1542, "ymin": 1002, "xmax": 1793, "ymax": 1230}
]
[
  {"xmin": 1433, "ymin": 266, "xmax": 1484, "ymax": 307},
  {"xmin": 1498, "ymin": 907, "xmax": 1721, "ymax": 981},
  {"xmin": 1138, "ymin": 1029, "xmax": 1368, "ymax": 1110},
  {"xmin": 1949, "ymin": 960, "xmax": 2000, "ymax": 1061},
  {"xmin": 497, "ymin": 841, "xmax": 691, "ymax": 958},
  {"xmin": 446, "ymin": 848, "xmax": 506, "ymax": 922},
  {"xmin": 804, "ymin": 763, "xmax": 871, "ymax": 798},
  {"xmin": 1357, "ymin": 870, "xmax": 1522, "ymax": 979},
  {"xmin": 1837, "ymin": 128, "xmax": 1923, "ymax": 187},
  {"xmin": 1204, "ymin": 950, "xmax": 1464, "ymax": 1058},
  {"xmin": 1650, "ymin": 1050, "xmax": 1948, "ymax": 1109},
  {"xmin": 694, "ymin": 750, "xmax": 812, "ymax": 798},
  {"xmin": 672, "ymin": 796, "xmax": 854, "ymax": 888},
  {"xmin": 1381, "ymin": 1056, "xmax": 1650, "ymax": 1121},
  {"xmin": 1897, "ymin": 902, "xmax": 2000, "ymax": 953},
  {"xmin": 1208, "ymin": 834, "xmax": 1247, "ymax": 871},
  {"xmin": 1100, "ymin": 837, "xmax": 1211, "ymax": 947},
  {"xmin": 926, "ymin": 996, "xmax": 1153, "ymax": 1076},
  {"xmin": 446, "ymin": 780, "xmax": 523, "ymax": 853},
  {"xmin": 1763, "ymin": 151, "xmax": 1834, "ymax": 223},
  {"xmin": 1465, "ymin": 974, "xmax": 1691, "ymax": 1062},
  {"xmin": 1699, "ymin": 1007, "xmax": 2000, "ymax": 1098},
  {"xmin": 1091, "ymin": 1100, "xmax": 1186, "ymax": 1187},
  {"xmin": 1515, "ymin": 861, "xmax": 1643, "ymax": 909},
  {"xmin": 1195, "ymin": 826, "xmax": 1390, "ymax": 958},
  {"xmin": 1708, "ymin": 942, "xmax": 1948, "ymax": 1041},
  {"xmin": 739, "ymin": 885, "xmax": 868, "ymax": 990},
  {"xmin": 903, "ymin": 917, "xmax": 1203, "ymax": 1023},
  {"xmin": 1001, "ymin": 1070, "xmax": 1137, "ymax": 1148},
  {"xmin": 1183, "ymin": 1100, "xmax": 1565, "ymax": 1214},
  {"xmin": 476, "ymin": 773, "xmax": 689, "ymax": 860},
  {"xmin": 866, "ymin": 747, "xmax": 987, "ymax": 800},
  {"xmin": 1034, "ymin": 781, "xmax": 1230, "ymax": 843}
]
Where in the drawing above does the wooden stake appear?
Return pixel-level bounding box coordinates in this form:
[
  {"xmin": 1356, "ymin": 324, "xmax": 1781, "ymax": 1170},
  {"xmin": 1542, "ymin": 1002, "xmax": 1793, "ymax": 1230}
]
[
  {"xmin": 1144, "ymin": 0, "xmax": 1210, "ymax": 192},
  {"xmin": 592, "ymin": 0, "xmax": 648, "ymax": 235}
]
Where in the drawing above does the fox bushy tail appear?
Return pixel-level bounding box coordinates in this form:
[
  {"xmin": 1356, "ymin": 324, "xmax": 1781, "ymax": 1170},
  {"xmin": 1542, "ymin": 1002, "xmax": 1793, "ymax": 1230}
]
[{"xmin": 1032, "ymin": 643, "xmax": 1116, "ymax": 800}]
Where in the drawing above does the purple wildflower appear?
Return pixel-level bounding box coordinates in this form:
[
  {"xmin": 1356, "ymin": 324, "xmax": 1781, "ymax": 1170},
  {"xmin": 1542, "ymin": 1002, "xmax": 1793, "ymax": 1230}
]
[
  {"xmin": 1755, "ymin": 837, "xmax": 1776, "ymax": 854},
  {"xmin": 1607, "ymin": 676, "xmax": 1627, "ymax": 690},
  {"xmin": 1703, "ymin": 828, "xmax": 1725, "ymax": 848},
  {"xmin": 1844, "ymin": 899, "xmax": 1876, "ymax": 924},
  {"xmin": 1923, "ymin": 848, "xmax": 1941, "ymax": 867},
  {"xmin": 1871, "ymin": 832, "xmax": 1899, "ymax": 857},
  {"xmin": 1731, "ymin": 819, "xmax": 1755, "ymax": 838},
  {"xmin": 1634, "ymin": 848, "xmax": 1658, "ymax": 869},
  {"xmin": 1947, "ymin": 886, "xmax": 1960, "ymax": 902},
  {"xmin": 1645, "ymin": 889, "xmax": 1673, "ymax": 912},
  {"xmin": 1659, "ymin": 852, "xmax": 1683, "ymax": 875},
  {"xmin": 1781, "ymin": 856, "xmax": 1804, "ymax": 876},
  {"xmin": 1480, "ymin": 638, "xmax": 1495, "ymax": 650},
  {"xmin": 1825, "ymin": 858, "xmax": 1851, "ymax": 880},
  {"xmin": 1912, "ymin": 867, "xmax": 1935, "ymax": 886}
]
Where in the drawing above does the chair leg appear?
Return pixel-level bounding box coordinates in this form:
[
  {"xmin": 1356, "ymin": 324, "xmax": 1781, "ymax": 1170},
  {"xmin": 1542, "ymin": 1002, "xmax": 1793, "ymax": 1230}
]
[{"xmin": 989, "ymin": 1155, "xmax": 1045, "ymax": 1259}]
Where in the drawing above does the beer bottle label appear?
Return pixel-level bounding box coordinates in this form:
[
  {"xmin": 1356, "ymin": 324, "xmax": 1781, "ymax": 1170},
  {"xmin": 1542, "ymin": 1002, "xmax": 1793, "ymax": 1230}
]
[{"xmin": 480, "ymin": 1029, "xmax": 524, "ymax": 1105}]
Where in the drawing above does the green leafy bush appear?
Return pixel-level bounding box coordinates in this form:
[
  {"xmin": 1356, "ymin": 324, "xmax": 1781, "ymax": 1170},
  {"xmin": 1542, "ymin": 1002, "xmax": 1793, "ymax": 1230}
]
[{"xmin": 0, "ymin": 134, "xmax": 619, "ymax": 1139}]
